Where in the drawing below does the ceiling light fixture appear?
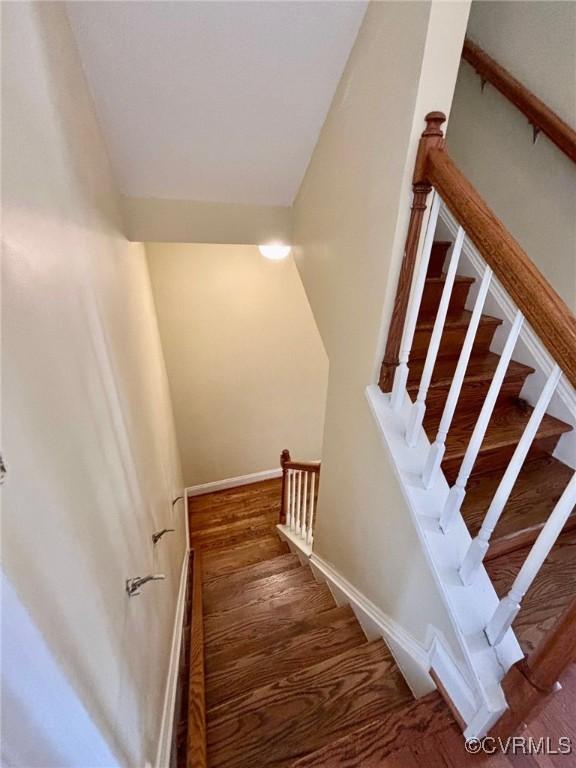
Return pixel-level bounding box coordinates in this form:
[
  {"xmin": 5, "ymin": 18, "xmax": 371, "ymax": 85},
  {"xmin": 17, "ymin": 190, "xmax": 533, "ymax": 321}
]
[{"xmin": 258, "ymin": 243, "xmax": 291, "ymax": 261}]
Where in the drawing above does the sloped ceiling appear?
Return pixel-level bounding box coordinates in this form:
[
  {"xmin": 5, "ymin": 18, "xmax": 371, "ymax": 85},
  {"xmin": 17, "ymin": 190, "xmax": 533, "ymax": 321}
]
[{"xmin": 66, "ymin": 1, "xmax": 367, "ymax": 206}]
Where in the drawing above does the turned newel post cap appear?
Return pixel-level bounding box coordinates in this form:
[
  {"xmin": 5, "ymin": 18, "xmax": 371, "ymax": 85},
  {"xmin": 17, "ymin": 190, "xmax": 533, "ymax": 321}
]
[
  {"xmin": 281, "ymin": 449, "xmax": 291, "ymax": 467},
  {"xmin": 422, "ymin": 111, "xmax": 447, "ymax": 137}
]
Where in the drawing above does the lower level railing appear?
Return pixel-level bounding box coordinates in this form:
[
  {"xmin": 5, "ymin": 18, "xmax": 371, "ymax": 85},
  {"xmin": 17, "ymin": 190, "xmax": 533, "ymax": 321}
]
[{"xmin": 279, "ymin": 449, "xmax": 321, "ymax": 547}]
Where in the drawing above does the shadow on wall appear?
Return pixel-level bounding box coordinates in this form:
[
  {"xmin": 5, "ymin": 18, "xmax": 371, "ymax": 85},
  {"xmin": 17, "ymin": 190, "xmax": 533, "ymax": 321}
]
[{"xmin": 146, "ymin": 243, "xmax": 329, "ymax": 488}]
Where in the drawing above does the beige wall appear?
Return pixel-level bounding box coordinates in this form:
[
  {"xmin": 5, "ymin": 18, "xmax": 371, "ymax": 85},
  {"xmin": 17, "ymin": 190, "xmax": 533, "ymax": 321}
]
[
  {"xmin": 2, "ymin": 3, "xmax": 183, "ymax": 765},
  {"xmin": 146, "ymin": 243, "xmax": 328, "ymax": 488},
  {"xmin": 123, "ymin": 195, "xmax": 292, "ymax": 245},
  {"xmin": 292, "ymin": 1, "xmax": 470, "ymax": 649},
  {"xmin": 447, "ymin": 1, "xmax": 576, "ymax": 310}
]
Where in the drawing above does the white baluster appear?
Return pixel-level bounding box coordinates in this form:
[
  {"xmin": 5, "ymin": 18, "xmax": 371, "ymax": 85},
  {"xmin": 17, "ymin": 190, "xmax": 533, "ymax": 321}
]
[
  {"xmin": 296, "ymin": 471, "xmax": 302, "ymax": 533},
  {"xmin": 485, "ymin": 473, "xmax": 576, "ymax": 646},
  {"xmin": 301, "ymin": 472, "xmax": 309, "ymax": 539},
  {"xmin": 291, "ymin": 471, "xmax": 295, "ymax": 531},
  {"xmin": 391, "ymin": 194, "xmax": 442, "ymax": 411},
  {"xmin": 440, "ymin": 310, "xmax": 524, "ymax": 532},
  {"xmin": 406, "ymin": 227, "xmax": 465, "ymax": 447},
  {"xmin": 422, "ymin": 266, "xmax": 492, "ymax": 488},
  {"xmin": 307, "ymin": 472, "xmax": 316, "ymax": 545},
  {"xmin": 286, "ymin": 470, "xmax": 292, "ymax": 528},
  {"xmin": 460, "ymin": 365, "xmax": 562, "ymax": 584}
]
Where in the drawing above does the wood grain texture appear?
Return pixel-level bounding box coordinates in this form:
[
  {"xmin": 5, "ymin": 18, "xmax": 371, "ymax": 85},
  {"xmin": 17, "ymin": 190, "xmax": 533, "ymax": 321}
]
[
  {"xmin": 410, "ymin": 310, "xmax": 502, "ymax": 362},
  {"xmin": 203, "ymin": 552, "xmax": 301, "ymax": 606},
  {"xmin": 207, "ymin": 641, "xmax": 412, "ymax": 768},
  {"xmin": 426, "ymin": 147, "xmax": 576, "ymax": 390},
  {"xmin": 189, "ymin": 479, "xmax": 281, "ymax": 530},
  {"xmin": 204, "ymin": 566, "xmax": 314, "ymax": 615},
  {"xmin": 407, "ymin": 352, "xmax": 533, "ymax": 426},
  {"xmin": 205, "ymin": 605, "xmax": 357, "ymax": 677},
  {"xmin": 187, "ymin": 550, "xmax": 207, "ymax": 768},
  {"xmin": 202, "ymin": 536, "xmax": 289, "ymax": 582},
  {"xmin": 418, "ymin": 274, "xmax": 475, "ymax": 320},
  {"xmin": 462, "ymin": 456, "xmax": 576, "ymax": 561},
  {"xmin": 289, "ymin": 692, "xmax": 452, "ymax": 768},
  {"xmin": 206, "ymin": 614, "xmax": 367, "ymax": 710},
  {"xmin": 463, "ymin": 37, "xmax": 576, "ymax": 165},
  {"xmin": 438, "ymin": 402, "xmax": 571, "ymax": 484},
  {"xmin": 204, "ymin": 579, "xmax": 336, "ymax": 652},
  {"xmin": 486, "ymin": 529, "xmax": 576, "ymax": 656}
]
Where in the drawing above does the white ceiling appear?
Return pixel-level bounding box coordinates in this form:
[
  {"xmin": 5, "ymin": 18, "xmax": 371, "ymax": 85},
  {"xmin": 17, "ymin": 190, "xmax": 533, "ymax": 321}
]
[{"xmin": 66, "ymin": 1, "xmax": 366, "ymax": 207}]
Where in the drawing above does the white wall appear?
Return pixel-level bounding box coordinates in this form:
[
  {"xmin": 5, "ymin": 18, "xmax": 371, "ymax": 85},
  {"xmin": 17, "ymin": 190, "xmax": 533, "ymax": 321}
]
[
  {"xmin": 123, "ymin": 196, "xmax": 292, "ymax": 246},
  {"xmin": 146, "ymin": 243, "xmax": 328, "ymax": 488},
  {"xmin": 447, "ymin": 1, "xmax": 576, "ymax": 310},
  {"xmin": 2, "ymin": 3, "xmax": 183, "ymax": 765},
  {"xmin": 292, "ymin": 0, "xmax": 470, "ymax": 654}
]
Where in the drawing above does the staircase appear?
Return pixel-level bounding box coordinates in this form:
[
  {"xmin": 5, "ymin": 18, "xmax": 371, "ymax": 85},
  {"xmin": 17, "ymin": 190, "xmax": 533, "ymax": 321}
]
[{"xmin": 186, "ymin": 481, "xmax": 460, "ymax": 768}]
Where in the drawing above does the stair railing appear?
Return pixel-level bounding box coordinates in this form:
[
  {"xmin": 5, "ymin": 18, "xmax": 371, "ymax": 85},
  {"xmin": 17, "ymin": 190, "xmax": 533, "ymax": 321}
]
[
  {"xmin": 382, "ymin": 112, "xmax": 576, "ymax": 729},
  {"xmin": 462, "ymin": 38, "xmax": 576, "ymax": 165},
  {"xmin": 280, "ymin": 449, "xmax": 321, "ymax": 547}
]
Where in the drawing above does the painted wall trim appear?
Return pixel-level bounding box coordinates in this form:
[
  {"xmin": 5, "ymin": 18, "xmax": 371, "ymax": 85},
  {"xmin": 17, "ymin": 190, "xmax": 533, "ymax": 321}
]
[
  {"xmin": 186, "ymin": 468, "xmax": 282, "ymax": 498},
  {"xmin": 123, "ymin": 195, "xmax": 292, "ymax": 245},
  {"xmin": 155, "ymin": 544, "xmax": 190, "ymax": 768}
]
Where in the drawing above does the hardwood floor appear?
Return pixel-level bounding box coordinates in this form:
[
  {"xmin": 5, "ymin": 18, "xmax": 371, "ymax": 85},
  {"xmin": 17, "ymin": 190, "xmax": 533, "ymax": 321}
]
[
  {"xmin": 186, "ymin": 479, "xmax": 576, "ymax": 767},
  {"xmin": 187, "ymin": 482, "xmax": 428, "ymax": 767}
]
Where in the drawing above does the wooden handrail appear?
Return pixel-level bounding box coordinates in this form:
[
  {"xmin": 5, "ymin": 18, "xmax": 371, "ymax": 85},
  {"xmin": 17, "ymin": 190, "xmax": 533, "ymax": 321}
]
[
  {"xmin": 462, "ymin": 38, "xmax": 576, "ymax": 165},
  {"xmin": 186, "ymin": 550, "xmax": 207, "ymax": 768},
  {"xmin": 283, "ymin": 460, "xmax": 321, "ymax": 472},
  {"xmin": 425, "ymin": 145, "xmax": 576, "ymax": 390}
]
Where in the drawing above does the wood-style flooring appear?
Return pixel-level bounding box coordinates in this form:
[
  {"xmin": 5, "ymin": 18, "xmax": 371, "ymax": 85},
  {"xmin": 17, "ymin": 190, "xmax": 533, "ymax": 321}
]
[{"xmin": 184, "ymin": 479, "xmax": 575, "ymax": 766}]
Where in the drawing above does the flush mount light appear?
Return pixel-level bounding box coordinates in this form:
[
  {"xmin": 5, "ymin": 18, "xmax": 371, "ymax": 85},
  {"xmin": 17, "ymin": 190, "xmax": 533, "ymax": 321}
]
[{"xmin": 258, "ymin": 243, "xmax": 291, "ymax": 261}]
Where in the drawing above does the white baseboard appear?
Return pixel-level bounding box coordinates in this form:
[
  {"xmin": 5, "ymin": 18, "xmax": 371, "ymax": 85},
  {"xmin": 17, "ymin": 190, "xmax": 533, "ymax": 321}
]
[
  {"xmin": 155, "ymin": 546, "xmax": 190, "ymax": 768},
  {"xmin": 309, "ymin": 553, "xmax": 435, "ymax": 698},
  {"xmin": 186, "ymin": 468, "xmax": 282, "ymax": 497}
]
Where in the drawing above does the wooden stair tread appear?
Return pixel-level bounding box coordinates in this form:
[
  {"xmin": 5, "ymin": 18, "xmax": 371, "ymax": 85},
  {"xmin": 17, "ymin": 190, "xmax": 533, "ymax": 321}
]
[
  {"xmin": 407, "ymin": 351, "xmax": 533, "ymax": 392},
  {"xmin": 206, "ymin": 640, "xmax": 412, "ymax": 768},
  {"xmin": 190, "ymin": 511, "xmax": 277, "ymax": 551},
  {"xmin": 439, "ymin": 400, "xmax": 572, "ymax": 466},
  {"xmin": 462, "ymin": 456, "xmax": 576, "ymax": 560},
  {"xmin": 415, "ymin": 309, "xmax": 501, "ymax": 331},
  {"xmin": 206, "ymin": 614, "xmax": 367, "ymax": 710},
  {"xmin": 204, "ymin": 566, "xmax": 314, "ymax": 615},
  {"xmin": 204, "ymin": 579, "xmax": 336, "ymax": 652},
  {"xmin": 188, "ymin": 478, "xmax": 281, "ymax": 527},
  {"xmin": 202, "ymin": 536, "xmax": 289, "ymax": 582},
  {"xmin": 206, "ymin": 605, "xmax": 356, "ymax": 676},
  {"xmin": 486, "ymin": 528, "xmax": 576, "ymax": 655},
  {"xmin": 425, "ymin": 274, "xmax": 475, "ymax": 285},
  {"xmin": 290, "ymin": 692, "xmax": 453, "ymax": 768},
  {"xmin": 203, "ymin": 552, "xmax": 301, "ymax": 601}
]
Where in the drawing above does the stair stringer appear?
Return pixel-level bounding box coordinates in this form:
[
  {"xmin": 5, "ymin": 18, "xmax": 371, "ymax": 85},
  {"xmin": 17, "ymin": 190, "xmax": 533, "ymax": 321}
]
[{"xmin": 365, "ymin": 384, "xmax": 525, "ymax": 738}]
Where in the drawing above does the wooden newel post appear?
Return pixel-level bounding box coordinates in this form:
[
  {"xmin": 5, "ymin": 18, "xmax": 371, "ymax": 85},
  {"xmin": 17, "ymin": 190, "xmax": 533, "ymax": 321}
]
[
  {"xmin": 379, "ymin": 111, "xmax": 447, "ymax": 392},
  {"xmin": 279, "ymin": 449, "xmax": 291, "ymax": 524}
]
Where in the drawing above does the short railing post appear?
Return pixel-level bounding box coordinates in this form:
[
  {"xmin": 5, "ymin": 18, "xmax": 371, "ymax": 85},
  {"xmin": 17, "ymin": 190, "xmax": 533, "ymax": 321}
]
[{"xmin": 279, "ymin": 449, "xmax": 291, "ymax": 524}]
